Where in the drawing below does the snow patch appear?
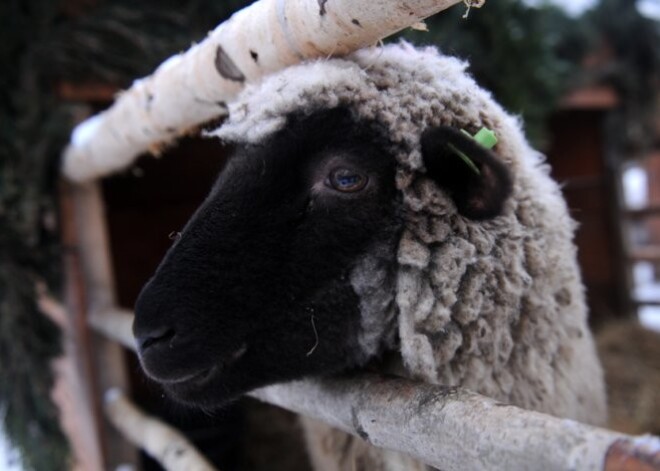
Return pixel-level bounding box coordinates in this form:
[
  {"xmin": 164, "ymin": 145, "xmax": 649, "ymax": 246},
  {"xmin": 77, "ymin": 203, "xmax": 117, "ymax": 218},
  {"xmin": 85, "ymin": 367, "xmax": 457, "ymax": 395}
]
[
  {"xmin": 638, "ymin": 0, "xmax": 660, "ymax": 20},
  {"xmin": 622, "ymin": 165, "xmax": 648, "ymax": 209}
]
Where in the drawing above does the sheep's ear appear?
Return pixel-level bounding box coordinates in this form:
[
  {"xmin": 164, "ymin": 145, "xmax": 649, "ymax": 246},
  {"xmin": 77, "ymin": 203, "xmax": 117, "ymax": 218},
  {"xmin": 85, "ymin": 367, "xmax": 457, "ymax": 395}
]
[{"xmin": 420, "ymin": 126, "xmax": 512, "ymax": 220}]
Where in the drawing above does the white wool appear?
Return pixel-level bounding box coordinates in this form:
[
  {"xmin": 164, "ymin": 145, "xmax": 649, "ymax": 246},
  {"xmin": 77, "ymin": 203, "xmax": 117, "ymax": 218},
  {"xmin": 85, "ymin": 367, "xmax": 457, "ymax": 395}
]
[
  {"xmin": 350, "ymin": 239, "xmax": 399, "ymax": 362},
  {"xmin": 210, "ymin": 42, "xmax": 607, "ymax": 468}
]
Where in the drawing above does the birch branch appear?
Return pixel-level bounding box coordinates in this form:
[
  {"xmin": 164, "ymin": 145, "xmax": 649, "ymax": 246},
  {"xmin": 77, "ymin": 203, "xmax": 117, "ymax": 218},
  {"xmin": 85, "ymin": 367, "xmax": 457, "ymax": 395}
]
[
  {"xmin": 104, "ymin": 388, "xmax": 218, "ymax": 471},
  {"xmin": 254, "ymin": 377, "xmax": 660, "ymax": 471},
  {"xmin": 88, "ymin": 308, "xmax": 136, "ymax": 351},
  {"xmin": 62, "ymin": 0, "xmax": 462, "ymax": 182},
  {"xmin": 88, "ymin": 309, "xmax": 660, "ymax": 471}
]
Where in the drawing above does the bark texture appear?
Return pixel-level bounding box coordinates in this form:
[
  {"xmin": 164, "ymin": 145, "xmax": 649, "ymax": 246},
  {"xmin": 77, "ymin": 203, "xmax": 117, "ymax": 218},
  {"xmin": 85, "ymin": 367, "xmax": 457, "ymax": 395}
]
[
  {"xmin": 88, "ymin": 308, "xmax": 136, "ymax": 351},
  {"xmin": 254, "ymin": 375, "xmax": 626, "ymax": 471},
  {"xmin": 90, "ymin": 310, "xmax": 660, "ymax": 471},
  {"xmin": 62, "ymin": 0, "xmax": 462, "ymax": 182},
  {"xmin": 104, "ymin": 388, "xmax": 217, "ymax": 471}
]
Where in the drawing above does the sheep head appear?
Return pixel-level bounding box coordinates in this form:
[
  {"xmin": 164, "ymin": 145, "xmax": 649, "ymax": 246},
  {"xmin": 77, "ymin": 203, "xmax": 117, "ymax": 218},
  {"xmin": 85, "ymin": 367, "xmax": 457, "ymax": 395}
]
[{"xmin": 133, "ymin": 105, "xmax": 511, "ymax": 407}]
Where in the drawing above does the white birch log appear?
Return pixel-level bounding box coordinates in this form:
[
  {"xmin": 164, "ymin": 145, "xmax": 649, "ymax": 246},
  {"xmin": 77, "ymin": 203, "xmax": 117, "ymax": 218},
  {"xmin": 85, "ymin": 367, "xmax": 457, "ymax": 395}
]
[
  {"xmin": 254, "ymin": 376, "xmax": 660, "ymax": 471},
  {"xmin": 88, "ymin": 309, "xmax": 660, "ymax": 471},
  {"xmin": 64, "ymin": 180, "xmax": 141, "ymax": 467},
  {"xmin": 37, "ymin": 288, "xmax": 107, "ymax": 470},
  {"xmin": 62, "ymin": 0, "xmax": 463, "ymax": 182},
  {"xmin": 88, "ymin": 308, "xmax": 136, "ymax": 351},
  {"xmin": 104, "ymin": 388, "xmax": 218, "ymax": 471}
]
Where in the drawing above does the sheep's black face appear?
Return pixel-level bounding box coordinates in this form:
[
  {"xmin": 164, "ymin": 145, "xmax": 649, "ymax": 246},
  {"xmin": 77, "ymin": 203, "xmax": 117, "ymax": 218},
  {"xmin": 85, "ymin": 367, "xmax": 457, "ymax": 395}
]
[
  {"xmin": 133, "ymin": 108, "xmax": 401, "ymax": 407},
  {"xmin": 134, "ymin": 105, "xmax": 513, "ymax": 408}
]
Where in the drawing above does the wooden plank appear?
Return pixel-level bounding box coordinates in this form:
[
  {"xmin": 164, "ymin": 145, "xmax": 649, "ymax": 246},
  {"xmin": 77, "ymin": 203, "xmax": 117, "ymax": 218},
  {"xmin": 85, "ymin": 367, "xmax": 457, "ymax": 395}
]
[
  {"xmin": 560, "ymin": 85, "xmax": 620, "ymax": 110},
  {"xmin": 623, "ymin": 206, "xmax": 660, "ymax": 219},
  {"xmin": 66, "ymin": 180, "xmax": 139, "ymax": 469},
  {"xmin": 104, "ymin": 389, "xmax": 218, "ymax": 471},
  {"xmin": 55, "ymin": 81, "xmax": 119, "ymax": 103},
  {"xmin": 629, "ymin": 247, "xmax": 660, "ymax": 263},
  {"xmin": 633, "ymin": 299, "xmax": 660, "ymax": 307},
  {"xmin": 546, "ymin": 109, "xmax": 632, "ymax": 320},
  {"xmin": 88, "ymin": 308, "xmax": 136, "ymax": 351},
  {"xmin": 55, "ymin": 183, "xmax": 106, "ymax": 470}
]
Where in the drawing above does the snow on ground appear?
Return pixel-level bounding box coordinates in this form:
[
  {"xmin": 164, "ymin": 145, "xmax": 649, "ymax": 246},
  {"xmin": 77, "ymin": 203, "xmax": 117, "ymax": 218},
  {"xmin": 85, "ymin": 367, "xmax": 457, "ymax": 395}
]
[
  {"xmin": 0, "ymin": 420, "xmax": 22, "ymax": 471},
  {"xmin": 623, "ymin": 166, "xmax": 648, "ymax": 209},
  {"xmin": 640, "ymin": 307, "xmax": 660, "ymax": 332},
  {"xmin": 625, "ymin": 165, "xmax": 660, "ymax": 333},
  {"xmin": 634, "ymin": 262, "xmax": 660, "ymax": 333},
  {"xmin": 637, "ymin": 0, "xmax": 660, "ymax": 20}
]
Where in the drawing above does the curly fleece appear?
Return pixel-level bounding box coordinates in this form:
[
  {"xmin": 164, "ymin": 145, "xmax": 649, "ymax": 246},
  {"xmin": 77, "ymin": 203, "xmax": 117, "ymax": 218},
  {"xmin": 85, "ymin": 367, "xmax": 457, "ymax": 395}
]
[{"xmin": 211, "ymin": 42, "xmax": 606, "ymax": 425}]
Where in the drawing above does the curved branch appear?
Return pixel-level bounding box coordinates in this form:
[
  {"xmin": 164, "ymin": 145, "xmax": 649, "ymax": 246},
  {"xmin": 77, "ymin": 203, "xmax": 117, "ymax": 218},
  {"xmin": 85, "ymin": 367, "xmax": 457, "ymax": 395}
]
[
  {"xmin": 89, "ymin": 309, "xmax": 660, "ymax": 471},
  {"xmin": 104, "ymin": 388, "xmax": 218, "ymax": 471},
  {"xmin": 62, "ymin": 0, "xmax": 462, "ymax": 181}
]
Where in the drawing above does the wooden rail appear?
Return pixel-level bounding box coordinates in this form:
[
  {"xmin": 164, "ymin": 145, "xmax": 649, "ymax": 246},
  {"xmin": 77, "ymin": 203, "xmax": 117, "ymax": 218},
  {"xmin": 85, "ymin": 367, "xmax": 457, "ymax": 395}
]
[
  {"xmin": 104, "ymin": 389, "xmax": 217, "ymax": 471},
  {"xmin": 88, "ymin": 308, "xmax": 660, "ymax": 471},
  {"xmin": 60, "ymin": 179, "xmax": 139, "ymax": 469},
  {"xmin": 633, "ymin": 298, "xmax": 660, "ymax": 307},
  {"xmin": 629, "ymin": 247, "xmax": 660, "ymax": 263},
  {"xmin": 623, "ymin": 205, "xmax": 660, "ymax": 219},
  {"xmin": 61, "ymin": 0, "xmax": 464, "ymax": 182}
]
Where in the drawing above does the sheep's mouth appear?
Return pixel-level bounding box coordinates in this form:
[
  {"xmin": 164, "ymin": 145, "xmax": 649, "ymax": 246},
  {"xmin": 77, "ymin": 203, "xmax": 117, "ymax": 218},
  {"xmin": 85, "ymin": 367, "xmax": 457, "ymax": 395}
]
[
  {"xmin": 159, "ymin": 343, "xmax": 248, "ymax": 388},
  {"xmin": 159, "ymin": 365, "xmax": 218, "ymax": 386}
]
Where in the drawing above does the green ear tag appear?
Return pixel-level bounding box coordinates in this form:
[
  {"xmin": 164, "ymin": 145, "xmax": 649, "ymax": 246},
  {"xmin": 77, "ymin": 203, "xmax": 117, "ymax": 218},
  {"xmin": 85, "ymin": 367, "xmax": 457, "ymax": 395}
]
[
  {"xmin": 473, "ymin": 127, "xmax": 498, "ymax": 149},
  {"xmin": 451, "ymin": 127, "xmax": 498, "ymax": 175}
]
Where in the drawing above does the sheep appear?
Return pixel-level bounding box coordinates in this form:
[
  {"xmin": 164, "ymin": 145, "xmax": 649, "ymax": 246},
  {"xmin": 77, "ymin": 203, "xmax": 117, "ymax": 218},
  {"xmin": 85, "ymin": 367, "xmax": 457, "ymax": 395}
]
[{"xmin": 133, "ymin": 42, "xmax": 607, "ymax": 469}]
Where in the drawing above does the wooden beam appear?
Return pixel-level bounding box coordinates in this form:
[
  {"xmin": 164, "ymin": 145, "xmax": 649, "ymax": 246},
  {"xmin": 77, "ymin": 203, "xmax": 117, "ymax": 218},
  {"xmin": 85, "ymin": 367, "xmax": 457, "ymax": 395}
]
[
  {"xmin": 55, "ymin": 82, "xmax": 119, "ymax": 103},
  {"xmin": 104, "ymin": 389, "xmax": 217, "ymax": 471},
  {"xmin": 61, "ymin": 0, "xmax": 465, "ymax": 182},
  {"xmin": 63, "ymin": 180, "xmax": 139, "ymax": 469},
  {"xmin": 88, "ymin": 309, "xmax": 660, "ymax": 471},
  {"xmin": 46, "ymin": 187, "xmax": 107, "ymax": 470},
  {"xmin": 88, "ymin": 308, "xmax": 136, "ymax": 351},
  {"xmin": 633, "ymin": 299, "xmax": 660, "ymax": 307},
  {"xmin": 560, "ymin": 85, "xmax": 620, "ymax": 110},
  {"xmin": 623, "ymin": 206, "xmax": 660, "ymax": 219},
  {"xmin": 629, "ymin": 247, "xmax": 660, "ymax": 263}
]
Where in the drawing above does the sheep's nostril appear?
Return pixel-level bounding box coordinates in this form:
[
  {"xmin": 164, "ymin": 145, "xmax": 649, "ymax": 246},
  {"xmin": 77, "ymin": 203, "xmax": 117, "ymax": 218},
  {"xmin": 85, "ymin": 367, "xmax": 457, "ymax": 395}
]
[{"xmin": 137, "ymin": 326, "xmax": 176, "ymax": 352}]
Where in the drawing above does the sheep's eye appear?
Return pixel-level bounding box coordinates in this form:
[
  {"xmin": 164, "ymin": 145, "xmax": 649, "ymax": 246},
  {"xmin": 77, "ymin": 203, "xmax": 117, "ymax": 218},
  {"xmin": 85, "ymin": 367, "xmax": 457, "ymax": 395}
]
[{"xmin": 327, "ymin": 168, "xmax": 368, "ymax": 193}]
